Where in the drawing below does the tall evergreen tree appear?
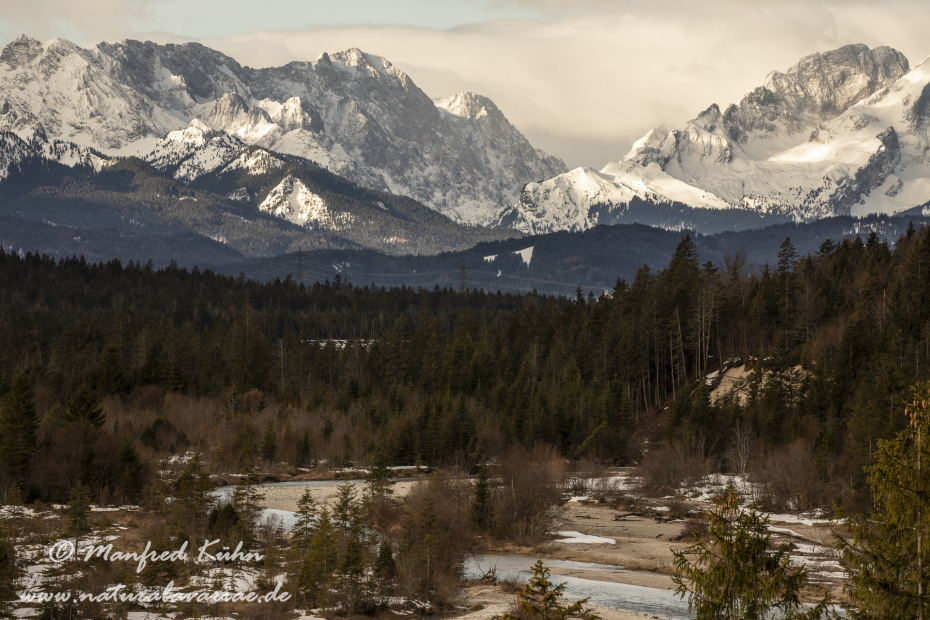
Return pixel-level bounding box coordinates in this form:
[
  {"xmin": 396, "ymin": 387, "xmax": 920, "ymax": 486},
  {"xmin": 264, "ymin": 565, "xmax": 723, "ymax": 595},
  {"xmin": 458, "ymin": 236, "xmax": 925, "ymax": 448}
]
[
  {"xmin": 64, "ymin": 384, "xmax": 106, "ymax": 481},
  {"xmin": 0, "ymin": 374, "xmax": 38, "ymax": 483},
  {"xmin": 473, "ymin": 458, "xmax": 492, "ymax": 531},
  {"xmin": 673, "ymin": 484, "xmax": 830, "ymax": 620},
  {"xmin": 261, "ymin": 420, "xmax": 277, "ymax": 463},
  {"xmin": 117, "ymin": 436, "xmax": 144, "ymax": 502},
  {"xmin": 838, "ymin": 382, "xmax": 930, "ymax": 619},
  {"xmin": 776, "ymin": 236, "xmax": 799, "ymax": 338}
]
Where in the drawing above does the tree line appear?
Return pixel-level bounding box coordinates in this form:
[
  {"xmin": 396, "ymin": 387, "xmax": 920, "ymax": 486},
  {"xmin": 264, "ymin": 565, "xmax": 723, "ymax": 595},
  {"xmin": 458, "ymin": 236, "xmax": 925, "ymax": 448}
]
[{"xmin": 0, "ymin": 222, "xmax": 928, "ymax": 511}]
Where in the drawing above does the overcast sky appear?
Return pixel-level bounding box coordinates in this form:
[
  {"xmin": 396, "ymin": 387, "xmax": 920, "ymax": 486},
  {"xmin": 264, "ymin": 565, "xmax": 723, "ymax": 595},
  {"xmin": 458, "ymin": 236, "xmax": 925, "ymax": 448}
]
[{"xmin": 2, "ymin": 0, "xmax": 929, "ymax": 169}]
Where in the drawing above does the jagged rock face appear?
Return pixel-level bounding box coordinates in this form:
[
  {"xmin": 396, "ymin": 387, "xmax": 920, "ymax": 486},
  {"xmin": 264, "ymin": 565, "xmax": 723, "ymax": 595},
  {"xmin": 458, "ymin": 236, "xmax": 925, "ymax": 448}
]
[
  {"xmin": 88, "ymin": 41, "xmax": 566, "ymax": 224},
  {"xmin": 0, "ymin": 36, "xmax": 182, "ymax": 151},
  {"xmin": 0, "ymin": 129, "xmax": 106, "ymax": 181},
  {"xmin": 0, "ymin": 34, "xmax": 563, "ymax": 224},
  {"xmin": 505, "ymin": 43, "xmax": 930, "ymax": 234}
]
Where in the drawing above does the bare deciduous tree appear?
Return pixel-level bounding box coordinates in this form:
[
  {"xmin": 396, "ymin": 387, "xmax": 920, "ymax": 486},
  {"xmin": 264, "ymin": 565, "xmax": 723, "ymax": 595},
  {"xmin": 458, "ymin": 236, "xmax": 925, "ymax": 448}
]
[{"xmin": 725, "ymin": 421, "xmax": 754, "ymax": 476}]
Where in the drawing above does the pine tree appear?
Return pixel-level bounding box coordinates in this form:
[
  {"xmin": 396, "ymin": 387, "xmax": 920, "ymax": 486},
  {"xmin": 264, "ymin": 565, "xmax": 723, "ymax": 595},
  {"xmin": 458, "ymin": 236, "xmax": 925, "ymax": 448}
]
[
  {"xmin": 261, "ymin": 420, "xmax": 277, "ymax": 463},
  {"xmin": 64, "ymin": 385, "xmax": 106, "ymax": 481},
  {"xmin": 837, "ymin": 381, "xmax": 930, "ymax": 619},
  {"xmin": 299, "ymin": 509, "xmax": 338, "ymax": 606},
  {"xmin": 502, "ymin": 560, "xmax": 598, "ymax": 620},
  {"xmin": 295, "ymin": 429, "xmax": 311, "ymax": 467},
  {"xmin": 473, "ymin": 458, "xmax": 492, "ymax": 531},
  {"xmin": 367, "ymin": 450, "xmax": 394, "ymax": 511},
  {"xmin": 66, "ymin": 481, "xmax": 93, "ymax": 560},
  {"xmin": 0, "ymin": 373, "xmax": 38, "ymax": 482},
  {"xmin": 117, "ymin": 436, "xmax": 144, "ymax": 502},
  {"xmin": 292, "ymin": 488, "xmax": 317, "ymax": 545},
  {"xmin": 672, "ymin": 484, "xmax": 830, "ymax": 620}
]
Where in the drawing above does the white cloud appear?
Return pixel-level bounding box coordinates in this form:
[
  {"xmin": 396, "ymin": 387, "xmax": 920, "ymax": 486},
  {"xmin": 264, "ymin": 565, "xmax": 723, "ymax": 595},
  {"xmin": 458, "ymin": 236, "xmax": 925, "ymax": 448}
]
[{"xmin": 197, "ymin": 3, "xmax": 930, "ymax": 167}]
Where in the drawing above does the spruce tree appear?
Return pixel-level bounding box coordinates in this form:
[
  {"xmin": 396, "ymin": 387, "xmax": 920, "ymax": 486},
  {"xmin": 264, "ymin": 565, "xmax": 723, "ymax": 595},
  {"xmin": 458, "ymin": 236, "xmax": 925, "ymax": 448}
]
[
  {"xmin": 173, "ymin": 452, "xmax": 214, "ymax": 542},
  {"xmin": 64, "ymin": 385, "xmax": 106, "ymax": 482},
  {"xmin": 236, "ymin": 421, "xmax": 257, "ymax": 472},
  {"xmin": 502, "ymin": 560, "xmax": 598, "ymax": 620},
  {"xmin": 776, "ymin": 236, "xmax": 799, "ymax": 338},
  {"xmin": 295, "ymin": 429, "xmax": 311, "ymax": 467},
  {"xmin": 367, "ymin": 451, "xmax": 394, "ymax": 511},
  {"xmin": 299, "ymin": 509, "xmax": 338, "ymax": 606},
  {"xmin": 673, "ymin": 484, "xmax": 830, "ymax": 620},
  {"xmin": 95, "ymin": 345, "xmax": 125, "ymax": 395},
  {"xmin": 66, "ymin": 481, "xmax": 93, "ymax": 560},
  {"xmin": 473, "ymin": 458, "xmax": 492, "ymax": 531},
  {"xmin": 0, "ymin": 373, "xmax": 38, "ymax": 483},
  {"xmin": 231, "ymin": 467, "xmax": 266, "ymax": 545},
  {"xmin": 117, "ymin": 436, "xmax": 144, "ymax": 502},
  {"xmin": 292, "ymin": 488, "xmax": 317, "ymax": 545},
  {"xmin": 837, "ymin": 381, "xmax": 930, "ymax": 619},
  {"xmin": 261, "ymin": 420, "xmax": 277, "ymax": 463}
]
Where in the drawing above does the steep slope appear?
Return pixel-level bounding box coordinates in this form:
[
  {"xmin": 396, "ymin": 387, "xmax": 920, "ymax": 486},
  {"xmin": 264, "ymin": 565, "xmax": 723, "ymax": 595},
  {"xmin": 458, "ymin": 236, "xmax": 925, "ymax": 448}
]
[
  {"xmin": 0, "ymin": 36, "xmax": 183, "ymax": 153},
  {"xmin": 87, "ymin": 40, "xmax": 567, "ymax": 224},
  {"xmin": 504, "ymin": 44, "xmax": 928, "ymax": 234}
]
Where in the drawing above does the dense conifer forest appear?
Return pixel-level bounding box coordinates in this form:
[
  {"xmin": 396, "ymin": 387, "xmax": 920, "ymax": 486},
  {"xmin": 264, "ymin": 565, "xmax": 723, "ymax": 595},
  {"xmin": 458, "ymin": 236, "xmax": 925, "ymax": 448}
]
[{"xmin": 1, "ymin": 222, "xmax": 929, "ymax": 513}]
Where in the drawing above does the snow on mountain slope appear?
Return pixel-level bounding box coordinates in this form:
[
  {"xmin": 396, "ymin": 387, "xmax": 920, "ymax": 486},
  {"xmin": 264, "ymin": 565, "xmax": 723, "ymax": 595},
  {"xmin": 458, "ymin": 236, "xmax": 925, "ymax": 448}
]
[
  {"xmin": 0, "ymin": 131, "xmax": 32, "ymax": 179},
  {"xmin": 89, "ymin": 41, "xmax": 566, "ymax": 224},
  {"xmin": 144, "ymin": 119, "xmax": 248, "ymax": 182},
  {"xmin": 0, "ymin": 36, "xmax": 182, "ymax": 154},
  {"xmin": 0, "ymin": 129, "xmax": 107, "ymax": 182},
  {"xmin": 258, "ymin": 174, "xmax": 345, "ymax": 229},
  {"xmin": 505, "ymin": 44, "xmax": 927, "ymax": 234}
]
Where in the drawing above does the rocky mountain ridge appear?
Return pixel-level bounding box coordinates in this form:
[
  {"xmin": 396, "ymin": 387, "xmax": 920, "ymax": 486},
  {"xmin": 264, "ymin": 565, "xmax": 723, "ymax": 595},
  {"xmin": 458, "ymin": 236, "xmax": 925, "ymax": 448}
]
[
  {"xmin": 503, "ymin": 43, "xmax": 930, "ymax": 234},
  {"xmin": 0, "ymin": 35, "xmax": 566, "ymax": 225}
]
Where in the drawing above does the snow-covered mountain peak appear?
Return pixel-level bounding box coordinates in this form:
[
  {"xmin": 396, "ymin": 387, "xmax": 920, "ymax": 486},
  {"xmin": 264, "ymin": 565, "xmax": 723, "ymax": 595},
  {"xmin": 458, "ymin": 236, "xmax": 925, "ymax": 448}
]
[
  {"xmin": 0, "ymin": 35, "xmax": 45, "ymax": 66},
  {"xmin": 0, "ymin": 34, "xmax": 566, "ymax": 223},
  {"xmin": 507, "ymin": 43, "xmax": 928, "ymax": 234},
  {"xmin": 167, "ymin": 119, "xmax": 225, "ymax": 145},
  {"xmin": 330, "ymin": 48, "xmax": 390, "ymax": 73},
  {"xmin": 259, "ymin": 174, "xmax": 334, "ymax": 228},
  {"xmin": 434, "ymin": 92, "xmax": 500, "ymax": 121}
]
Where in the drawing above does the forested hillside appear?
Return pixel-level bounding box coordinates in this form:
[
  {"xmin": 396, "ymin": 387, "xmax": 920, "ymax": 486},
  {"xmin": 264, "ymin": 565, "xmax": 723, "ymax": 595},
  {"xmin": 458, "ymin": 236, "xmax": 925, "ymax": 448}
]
[
  {"xmin": 215, "ymin": 213, "xmax": 930, "ymax": 297},
  {"xmin": 0, "ymin": 152, "xmax": 516, "ymax": 259},
  {"xmin": 1, "ymin": 223, "xmax": 929, "ymax": 512}
]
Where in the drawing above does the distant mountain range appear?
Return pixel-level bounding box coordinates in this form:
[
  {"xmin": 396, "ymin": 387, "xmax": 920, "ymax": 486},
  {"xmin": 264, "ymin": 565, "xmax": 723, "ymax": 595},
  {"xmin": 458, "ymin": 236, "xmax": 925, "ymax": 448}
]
[
  {"xmin": 0, "ymin": 35, "xmax": 565, "ymax": 226},
  {"xmin": 2, "ymin": 35, "xmax": 930, "ymax": 277},
  {"xmin": 0, "ymin": 132, "xmax": 517, "ymax": 258},
  {"xmin": 502, "ymin": 44, "xmax": 930, "ymax": 234}
]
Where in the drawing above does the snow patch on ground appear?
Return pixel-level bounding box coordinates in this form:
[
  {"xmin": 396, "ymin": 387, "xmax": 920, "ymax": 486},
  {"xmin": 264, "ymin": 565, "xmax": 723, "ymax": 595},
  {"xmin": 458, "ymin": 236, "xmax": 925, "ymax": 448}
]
[{"xmin": 550, "ymin": 531, "xmax": 616, "ymax": 544}]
